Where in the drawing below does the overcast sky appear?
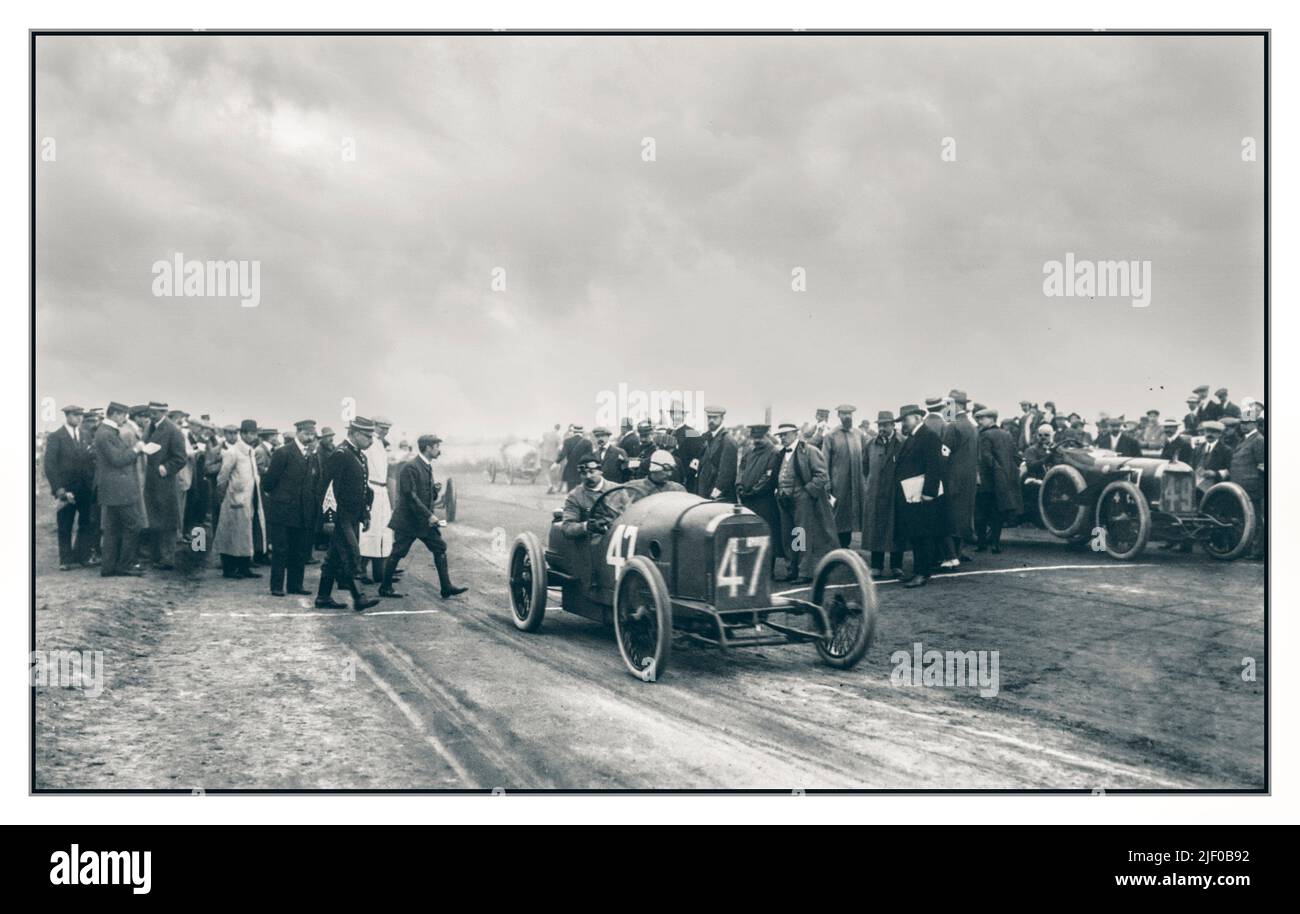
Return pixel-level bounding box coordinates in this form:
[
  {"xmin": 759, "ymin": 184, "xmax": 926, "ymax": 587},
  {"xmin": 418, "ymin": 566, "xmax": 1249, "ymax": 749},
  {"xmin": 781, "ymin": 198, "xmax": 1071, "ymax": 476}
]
[{"xmin": 35, "ymin": 34, "xmax": 1265, "ymax": 438}]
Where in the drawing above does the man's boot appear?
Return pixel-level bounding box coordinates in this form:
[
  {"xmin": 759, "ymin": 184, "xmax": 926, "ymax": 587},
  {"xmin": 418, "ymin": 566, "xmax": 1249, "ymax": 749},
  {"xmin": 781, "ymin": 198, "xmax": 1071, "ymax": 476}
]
[{"xmin": 434, "ymin": 553, "xmax": 467, "ymax": 598}]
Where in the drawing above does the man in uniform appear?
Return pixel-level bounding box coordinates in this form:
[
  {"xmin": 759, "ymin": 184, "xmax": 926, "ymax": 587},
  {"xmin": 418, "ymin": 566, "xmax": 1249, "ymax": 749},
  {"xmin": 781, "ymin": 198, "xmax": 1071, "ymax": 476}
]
[
  {"xmin": 379, "ymin": 433, "xmax": 468, "ymax": 599},
  {"xmin": 894, "ymin": 404, "xmax": 944, "ymax": 588},
  {"xmin": 696, "ymin": 405, "xmax": 738, "ymax": 502},
  {"xmin": 822, "ymin": 404, "xmax": 867, "ymax": 548},
  {"xmin": 44, "ymin": 404, "xmax": 97, "ymax": 570},
  {"xmin": 736, "ymin": 423, "xmax": 780, "ymax": 574},
  {"xmin": 315, "ymin": 417, "xmax": 380, "ymax": 612},
  {"xmin": 359, "ymin": 415, "xmax": 395, "ymax": 583},
  {"xmin": 591, "ymin": 426, "xmax": 628, "ymax": 483},
  {"xmin": 262, "ymin": 419, "xmax": 319, "ymax": 596}
]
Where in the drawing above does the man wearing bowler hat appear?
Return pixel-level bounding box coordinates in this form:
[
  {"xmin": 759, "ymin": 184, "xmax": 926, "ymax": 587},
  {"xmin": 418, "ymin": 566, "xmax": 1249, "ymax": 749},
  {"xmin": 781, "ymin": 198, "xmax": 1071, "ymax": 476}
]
[
  {"xmin": 44, "ymin": 404, "xmax": 97, "ymax": 570},
  {"xmin": 262, "ymin": 419, "xmax": 320, "ymax": 596},
  {"xmin": 894, "ymin": 404, "xmax": 944, "ymax": 587},
  {"xmin": 93, "ymin": 402, "xmax": 148, "ymax": 576},
  {"xmin": 142, "ymin": 400, "xmax": 188, "ymax": 570},
  {"xmin": 696, "ymin": 406, "xmax": 738, "ymax": 502}
]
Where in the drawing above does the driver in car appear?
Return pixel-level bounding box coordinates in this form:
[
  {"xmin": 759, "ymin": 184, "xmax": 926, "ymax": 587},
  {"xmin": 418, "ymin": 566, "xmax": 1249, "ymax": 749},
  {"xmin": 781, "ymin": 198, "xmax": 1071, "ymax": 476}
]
[
  {"xmin": 1022, "ymin": 424, "xmax": 1058, "ymax": 479},
  {"xmin": 623, "ymin": 449, "xmax": 686, "ymax": 503},
  {"xmin": 560, "ymin": 456, "xmax": 614, "ymax": 539}
]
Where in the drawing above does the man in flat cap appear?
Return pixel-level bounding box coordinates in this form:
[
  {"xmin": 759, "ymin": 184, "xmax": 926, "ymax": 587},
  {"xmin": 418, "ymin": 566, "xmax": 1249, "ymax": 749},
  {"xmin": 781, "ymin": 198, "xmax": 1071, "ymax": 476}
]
[
  {"xmin": 1097, "ymin": 417, "xmax": 1142, "ymax": 458},
  {"xmin": 315, "ymin": 418, "xmax": 380, "ymax": 612},
  {"xmin": 213, "ymin": 420, "xmax": 268, "ymax": 579},
  {"xmin": 1193, "ymin": 420, "xmax": 1231, "ymax": 495},
  {"xmin": 591, "ymin": 426, "xmax": 629, "ymax": 483},
  {"xmin": 863, "ymin": 410, "xmax": 904, "ymax": 579},
  {"xmin": 696, "ymin": 406, "xmax": 738, "ymax": 502},
  {"xmin": 261, "ymin": 420, "xmax": 319, "ymax": 596},
  {"xmin": 1202, "ymin": 387, "xmax": 1241, "ymax": 423},
  {"xmin": 359, "ymin": 416, "xmax": 395, "ymax": 584},
  {"xmin": 1159, "ymin": 418, "xmax": 1195, "ymax": 464},
  {"xmin": 974, "ymin": 408, "xmax": 1022, "ymax": 554},
  {"xmin": 43, "ymin": 404, "xmax": 97, "ymax": 570},
  {"xmin": 773, "ymin": 423, "xmax": 837, "ymax": 583},
  {"xmin": 822, "ymin": 404, "xmax": 867, "ymax": 548},
  {"xmin": 894, "ymin": 405, "xmax": 944, "ymax": 587},
  {"xmin": 379, "ymin": 433, "xmax": 467, "ymax": 599},
  {"xmin": 736, "ymin": 424, "xmax": 781, "ymax": 574},
  {"xmin": 141, "ymin": 401, "xmax": 188, "ymax": 570}
]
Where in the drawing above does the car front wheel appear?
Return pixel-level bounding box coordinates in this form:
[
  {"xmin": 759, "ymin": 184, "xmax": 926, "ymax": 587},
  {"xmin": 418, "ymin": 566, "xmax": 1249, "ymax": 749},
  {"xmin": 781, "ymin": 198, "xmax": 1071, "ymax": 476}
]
[
  {"xmin": 613, "ymin": 556, "xmax": 672, "ymax": 682},
  {"xmin": 810, "ymin": 548, "xmax": 877, "ymax": 669},
  {"xmin": 508, "ymin": 532, "xmax": 547, "ymax": 631},
  {"xmin": 1095, "ymin": 480, "xmax": 1151, "ymax": 560}
]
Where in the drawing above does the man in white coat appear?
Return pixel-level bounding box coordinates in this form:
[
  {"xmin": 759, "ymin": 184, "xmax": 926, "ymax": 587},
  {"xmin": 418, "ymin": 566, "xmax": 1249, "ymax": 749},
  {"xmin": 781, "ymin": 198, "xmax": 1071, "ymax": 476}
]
[
  {"xmin": 213, "ymin": 419, "xmax": 268, "ymax": 579},
  {"xmin": 359, "ymin": 415, "xmax": 395, "ymax": 582}
]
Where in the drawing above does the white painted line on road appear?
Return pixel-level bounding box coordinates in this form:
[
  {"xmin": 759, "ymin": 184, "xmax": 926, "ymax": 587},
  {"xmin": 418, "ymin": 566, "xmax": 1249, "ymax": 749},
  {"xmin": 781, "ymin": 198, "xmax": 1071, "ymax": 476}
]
[
  {"xmin": 772, "ymin": 563, "xmax": 1156, "ymax": 598},
  {"xmin": 199, "ymin": 609, "xmax": 440, "ymax": 619},
  {"xmin": 347, "ymin": 649, "xmax": 475, "ymax": 787}
]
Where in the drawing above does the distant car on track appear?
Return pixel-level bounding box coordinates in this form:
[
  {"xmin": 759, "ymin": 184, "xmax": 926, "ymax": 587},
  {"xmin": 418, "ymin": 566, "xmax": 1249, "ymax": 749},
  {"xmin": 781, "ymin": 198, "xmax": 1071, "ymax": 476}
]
[
  {"xmin": 1026, "ymin": 447, "xmax": 1254, "ymax": 561},
  {"xmin": 506, "ymin": 490, "xmax": 876, "ymax": 680},
  {"xmin": 487, "ymin": 441, "xmax": 542, "ymax": 485}
]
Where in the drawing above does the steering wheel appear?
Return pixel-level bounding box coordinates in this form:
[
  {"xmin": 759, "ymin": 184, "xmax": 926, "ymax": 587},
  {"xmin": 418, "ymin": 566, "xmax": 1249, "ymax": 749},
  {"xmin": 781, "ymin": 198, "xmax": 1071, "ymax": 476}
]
[{"xmin": 587, "ymin": 484, "xmax": 640, "ymax": 532}]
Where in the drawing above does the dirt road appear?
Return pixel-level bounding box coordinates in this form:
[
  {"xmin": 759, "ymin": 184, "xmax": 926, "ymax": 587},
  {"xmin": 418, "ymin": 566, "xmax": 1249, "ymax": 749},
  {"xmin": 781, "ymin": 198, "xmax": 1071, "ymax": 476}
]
[{"xmin": 33, "ymin": 476, "xmax": 1266, "ymax": 790}]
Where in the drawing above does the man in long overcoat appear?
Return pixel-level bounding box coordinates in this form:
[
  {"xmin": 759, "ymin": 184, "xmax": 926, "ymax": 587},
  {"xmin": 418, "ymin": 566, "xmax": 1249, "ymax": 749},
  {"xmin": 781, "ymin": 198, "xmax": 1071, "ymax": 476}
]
[
  {"xmin": 213, "ymin": 420, "xmax": 268, "ymax": 579},
  {"xmin": 774, "ymin": 423, "xmax": 838, "ymax": 583},
  {"xmin": 822, "ymin": 404, "xmax": 867, "ymax": 548},
  {"xmin": 894, "ymin": 405, "xmax": 944, "ymax": 587},
  {"xmin": 941, "ymin": 390, "xmax": 979, "ymax": 560},
  {"xmin": 143, "ymin": 401, "xmax": 188, "ymax": 569},
  {"xmin": 736, "ymin": 424, "xmax": 780, "ymax": 575},
  {"xmin": 974, "ymin": 408, "xmax": 1022, "ymax": 553},
  {"xmin": 862, "ymin": 410, "xmax": 903, "ymax": 578}
]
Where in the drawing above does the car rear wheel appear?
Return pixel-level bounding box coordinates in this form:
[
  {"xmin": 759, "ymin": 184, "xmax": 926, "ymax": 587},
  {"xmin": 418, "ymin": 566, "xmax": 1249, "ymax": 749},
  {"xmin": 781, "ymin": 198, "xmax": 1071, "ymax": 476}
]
[
  {"xmin": 811, "ymin": 548, "xmax": 877, "ymax": 669},
  {"xmin": 1039, "ymin": 465, "xmax": 1089, "ymax": 538},
  {"xmin": 613, "ymin": 556, "xmax": 672, "ymax": 682},
  {"xmin": 1200, "ymin": 482, "xmax": 1256, "ymax": 561},
  {"xmin": 1095, "ymin": 480, "xmax": 1150, "ymax": 560},
  {"xmin": 508, "ymin": 532, "xmax": 547, "ymax": 631}
]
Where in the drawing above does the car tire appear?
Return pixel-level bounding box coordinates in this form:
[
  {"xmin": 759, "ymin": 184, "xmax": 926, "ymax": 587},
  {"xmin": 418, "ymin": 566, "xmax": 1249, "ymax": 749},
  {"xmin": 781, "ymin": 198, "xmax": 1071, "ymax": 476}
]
[
  {"xmin": 508, "ymin": 532, "xmax": 547, "ymax": 632},
  {"xmin": 811, "ymin": 548, "xmax": 877, "ymax": 669},
  {"xmin": 613, "ymin": 555, "xmax": 672, "ymax": 682},
  {"xmin": 1095, "ymin": 480, "xmax": 1151, "ymax": 560},
  {"xmin": 1199, "ymin": 482, "xmax": 1256, "ymax": 561},
  {"xmin": 1039, "ymin": 464, "xmax": 1089, "ymax": 539}
]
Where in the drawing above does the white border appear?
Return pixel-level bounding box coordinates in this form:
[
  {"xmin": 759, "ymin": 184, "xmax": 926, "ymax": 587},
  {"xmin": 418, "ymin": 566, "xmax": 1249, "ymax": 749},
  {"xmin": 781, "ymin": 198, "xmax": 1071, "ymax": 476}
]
[{"xmin": 7, "ymin": 0, "xmax": 1291, "ymax": 826}]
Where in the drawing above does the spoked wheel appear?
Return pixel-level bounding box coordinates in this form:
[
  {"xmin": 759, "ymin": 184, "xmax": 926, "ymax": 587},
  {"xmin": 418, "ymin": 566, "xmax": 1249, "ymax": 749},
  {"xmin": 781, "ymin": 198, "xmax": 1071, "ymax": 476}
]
[
  {"xmin": 507, "ymin": 532, "xmax": 547, "ymax": 631},
  {"xmin": 613, "ymin": 556, "xmax": 671, "ymax": 682},
  {"xmin": 1039, "ymin": 465, "xmax": 1089, "ymax": 538},
  {"xmin": 1095, "ymin": 480, "xmax": 1151, "ymax": 560},
  {"xmin": 1200, "ymin": 482, "xmax": 1256, "ymax": 561},
  {"xmin": 810, "ymin": 548, "xmax": 877, "ymax": 669}
]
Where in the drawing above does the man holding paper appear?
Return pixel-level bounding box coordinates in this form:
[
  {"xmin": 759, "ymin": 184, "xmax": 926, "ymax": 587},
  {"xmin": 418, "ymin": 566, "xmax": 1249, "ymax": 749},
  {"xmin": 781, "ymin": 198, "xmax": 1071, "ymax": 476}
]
[{"xmin": 894, "ymin": 404, "xmax": 944, "ymax": 588}]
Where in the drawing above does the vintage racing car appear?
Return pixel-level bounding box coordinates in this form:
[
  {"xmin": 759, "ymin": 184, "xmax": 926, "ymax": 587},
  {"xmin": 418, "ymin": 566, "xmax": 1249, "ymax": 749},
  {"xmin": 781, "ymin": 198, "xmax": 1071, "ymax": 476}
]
[
  {"xmin": 506, "ymin": 489, "xmax": 877, "ymax": 680},
  {"xmin": 487, "ymin": 441, "xmax": 542, "ymax": 485},
  {"xmin": 1028, "ymin": 447, "xmax": 1254, "ymax": 560}
]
